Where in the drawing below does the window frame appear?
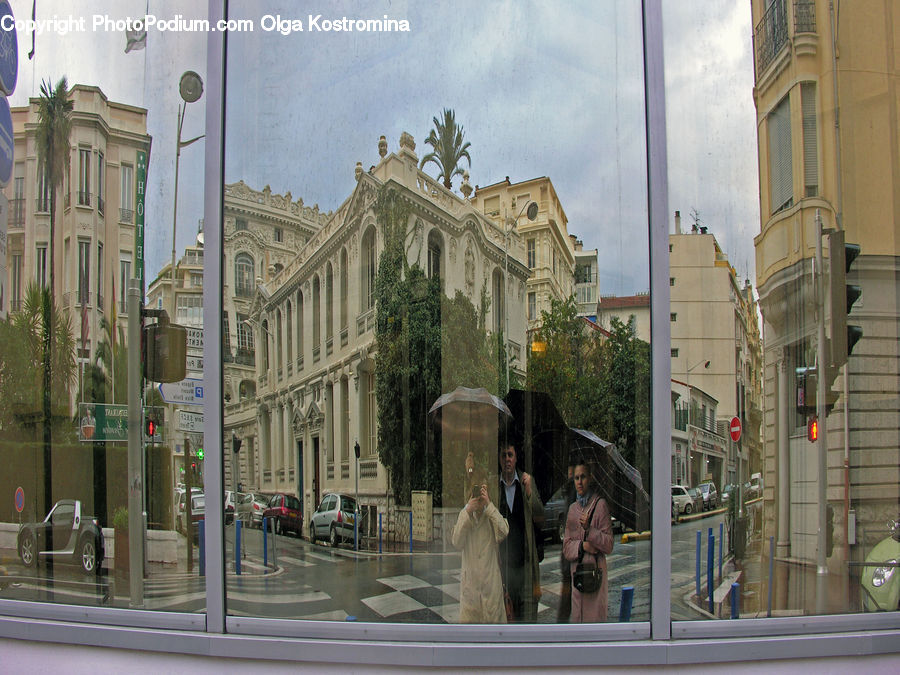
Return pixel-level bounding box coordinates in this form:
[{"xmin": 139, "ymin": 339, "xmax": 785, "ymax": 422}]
[{"xmin": 1, "ymin": 1, "xmax": 898, "ymax": 668}]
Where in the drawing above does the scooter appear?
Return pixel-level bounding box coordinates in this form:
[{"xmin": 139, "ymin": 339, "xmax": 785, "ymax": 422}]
[{"xmin": 860, "ymin": 516, "xmax": 900, "ymax": 611}]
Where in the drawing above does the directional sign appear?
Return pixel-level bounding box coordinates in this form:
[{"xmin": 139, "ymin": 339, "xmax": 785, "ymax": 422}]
[
  {"xmin": 729, "ymin": 416, "xmax": 742, "ymax": 443},
  {"xmin": 185, "ymin": 327, "xmax": 203, "ymax": 353},
  {"xmin": 158, "ymin": 378, "xmax": 204, "ymax": 406},
  {"xmin": 178, "ymin": 410, "xmax": 204, "ymax": 433}
]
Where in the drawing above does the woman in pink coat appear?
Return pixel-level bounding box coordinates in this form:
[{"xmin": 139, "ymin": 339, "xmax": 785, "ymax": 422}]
[{"xmin": 562, "ymin": 462, "xmax": 614, "ymax": 622}]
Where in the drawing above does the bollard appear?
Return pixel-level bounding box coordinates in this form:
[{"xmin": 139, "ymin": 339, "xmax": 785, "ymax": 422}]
[
  {"xmin": 695, "ymin": 530, "xmax": 702, "ymax": 601},
  {"xmin": 199, "ymin": 520, "xmax": 206, "ymax": 577},
  {"xmin": 707, "ymin": 528, "xmax": 714, "ymax": 614},
  {"xmin": 619, "ymin": 586, "xmax": 635, "ymax": 622},
  {"xmin": 378, "ymin": 512, "xmax": 383, "ymax": 554},
  {"xmin": 767, "ymin": 535, "xmax": 775, "ymax": 618},
  {"xmin": 730, "ymin": 582, "xmax": 740, "ymax": 619},
  {"xmin": 409, "ymin": 511, "xmax": 413, "ymax": 554},
  {"xmin": 262, "ymin": 517, "xmax": 268, "ymax": 570},
  {"xmin": 235, "ymin": 520, "xmax": 242, "ymax": 575},
  {"xmin": 718, "ymin": 522, "xmax": 724, "ymax": 584}
]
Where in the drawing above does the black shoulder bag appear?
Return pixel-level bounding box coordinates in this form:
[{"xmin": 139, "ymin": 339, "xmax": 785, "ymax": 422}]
[{"xmin": 572, "ymin": 498, "xmax": 602, "ymax": 594}]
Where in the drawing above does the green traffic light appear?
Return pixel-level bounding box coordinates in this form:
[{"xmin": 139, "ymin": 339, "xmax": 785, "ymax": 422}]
[{"xmin": 197, "ymin": 448, "xmax": 204, "ymax": 460}]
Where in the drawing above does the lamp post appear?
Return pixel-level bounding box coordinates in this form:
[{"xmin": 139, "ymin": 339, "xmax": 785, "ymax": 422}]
[
  {"xmin": 170, "ymin": 71, "xmax": 205, "ymax": 319},
  {"xmin": 504, "ymin": 200, "xmax": 538, "ymax": 391}
]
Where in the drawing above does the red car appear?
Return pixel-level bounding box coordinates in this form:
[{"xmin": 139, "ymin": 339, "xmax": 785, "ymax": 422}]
[{"xmin": 262, "ymin": 493, "xmax": 303, "ymax": 537}]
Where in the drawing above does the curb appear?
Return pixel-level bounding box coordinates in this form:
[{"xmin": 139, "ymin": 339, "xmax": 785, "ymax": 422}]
[{"xmin": 621, "ymin": 531, "xmax": 651, "ymax": 543}]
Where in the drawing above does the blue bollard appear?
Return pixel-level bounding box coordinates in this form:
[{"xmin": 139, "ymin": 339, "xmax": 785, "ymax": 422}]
[
  {"xmin": 378, "ymin": 512, "xmax": 383, "ymax": 554},
  {"xmin": 619, "ymin": 586, "xmax": 634, "ymax": 622},
  {"xmin": 409, "ymin": 511, "xmax": 413, "ymax": 553},
  {"xmin": 199, "ymin": 520, "xmax": 205, "ymax": 577},
  {"xmin": 695, "ymin": 530, "xmax": 702, "ymax": 600},
  {"xmin": 730, "ymin": 582, "xmax": 740, "ymax": 619},
  {"xmin": 235, "ymin": 520, "xmax": 242, "ymax": 575},
  {"xmin": 707, "ymin": 528, "xmax": 714, "ymax": 614},
  {"xmin": 263, "ymin": 517, "xmax": 268, "ymax": 570},
  {"xmin": 718, "ymin": 522, "xmax": 724, "ymax": 584}
]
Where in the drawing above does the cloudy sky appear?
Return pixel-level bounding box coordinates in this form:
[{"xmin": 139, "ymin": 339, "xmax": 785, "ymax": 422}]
[{"xmin": 7, "ymin": 0, "xmax": 759, "ymax": 297}]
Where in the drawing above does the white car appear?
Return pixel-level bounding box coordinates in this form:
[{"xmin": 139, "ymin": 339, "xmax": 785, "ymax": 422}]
[{"xmin": 671, "ymin": 485, "xmax": 695, "ymax": 515}]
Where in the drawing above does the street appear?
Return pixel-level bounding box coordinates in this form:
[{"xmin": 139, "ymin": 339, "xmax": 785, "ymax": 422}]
[{"xmin": 0, "ymin": 511, "xmax": 733, "ymax": 623}]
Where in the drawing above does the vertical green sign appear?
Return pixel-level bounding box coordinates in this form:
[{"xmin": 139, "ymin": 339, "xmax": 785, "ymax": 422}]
[{"xmin": 136, "ymin": 150, "xmax": 147, "ymax": 297}]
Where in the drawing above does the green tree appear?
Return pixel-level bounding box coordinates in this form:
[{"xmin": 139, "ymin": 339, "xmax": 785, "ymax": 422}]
[
  {"xmin": 0, "ymin": 283, "xmax": 77, "ymax": 440},
  {"xmin": 94, "ymin": 315, "xmax": 127, "ymax": 404},
  {"xmin": 419, "ymin": 108, "xmax": 471, "ymax": 191}
]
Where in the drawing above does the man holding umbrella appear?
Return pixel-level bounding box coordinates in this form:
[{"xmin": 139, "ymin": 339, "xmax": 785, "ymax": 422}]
[{"xmin": 497, "ymin": 440, "xmax": 544, "ymax": 622}]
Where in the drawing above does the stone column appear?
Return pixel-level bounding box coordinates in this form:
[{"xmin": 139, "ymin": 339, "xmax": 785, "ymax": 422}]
[
  {"xmin": 283, "ymin": 397, "xmax": 291, "ymax": 486},
  {"xmin": 257, "ymin": 408, "xmax": 267, "ymax": 487}
]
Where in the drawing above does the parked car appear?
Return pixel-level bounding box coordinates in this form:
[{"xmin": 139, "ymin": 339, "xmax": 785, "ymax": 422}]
[
  {"xmin": 176, "ymin": 492, "xmax": 206, "ymax": 536},
  {"xmin": 542, "ymin": 483, "xmax": 573, "ymax": 543},
  {"xmin": 671, "ymin": 485, "xmax": 694, "ymax": 515},
  {"xmin": 248, "ymin": 492, "xmax": 273, "ymax": 528},
  {"xmin": 17, "ymin": 499, "xmax": 105, "ymax": 574},
  {"xmin": 224, "ymin": 491, "xmax": 253, "ymax": 525},
  {"xmin": 721, "ymin": 483, "xmax": 737, "ymax": 504},
  {"xmin": 262, "ymin": 493, "xmax": 303, "ymax": 537},
  {"xmin": 698, "ymin": 482, "xmax": 718, "ymax": 510},
  {"xmin": 687, "ymin": 487, "xmax": 703, "ymax": 512},
  {"xmin": 309, "ymin": 493, "xmax": 357, "ymax": 547},
  {"xmin": 748, "ymin": 473, "xmax": 763, "ymax": 499}
]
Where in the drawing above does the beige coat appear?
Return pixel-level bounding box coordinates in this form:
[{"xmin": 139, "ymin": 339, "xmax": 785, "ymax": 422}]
[{"xmin": 451, "ymin": 501, "xmax": 509, "ymax": 623}]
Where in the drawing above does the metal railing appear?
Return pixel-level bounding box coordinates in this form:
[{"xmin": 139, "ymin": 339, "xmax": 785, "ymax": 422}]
[
  {"xmin": 77, "ymin": 191, "xmax": 92, "ymax": 207},
  {"xmin": 10, "ymin": 198, "xmax": 24, "ymax": 226},
  {"xmin": 119, "ymin": 208, "xmax": 134, "ymax": 223},
  {"xmin": 755, "ymin": 0, "xmax": 788, "ymax": 75},
  {"xmin": 35, "ymin": 198, "xmax": 50, "ymax": 213},
  {"xmin": 97, "ymin": 196, "xmax": 105, "ymax": 215}
]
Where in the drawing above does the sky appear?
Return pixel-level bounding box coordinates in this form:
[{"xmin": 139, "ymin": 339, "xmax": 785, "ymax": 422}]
[{"xmin": 6, "ymin": 0, "xmax": 760, "ymax": 297}]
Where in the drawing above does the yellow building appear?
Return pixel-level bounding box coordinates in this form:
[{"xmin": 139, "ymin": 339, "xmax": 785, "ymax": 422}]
[
  {"xmin": 472, "ymin": 176, "xmax": 575, "ymax": 332},
  {"xmin": 751, "ymin": 0, "xmax": 900, "ymax": 569},
  {"xmin": 4, "ymin": 85, "xmax": 150, "ymax": 370}
]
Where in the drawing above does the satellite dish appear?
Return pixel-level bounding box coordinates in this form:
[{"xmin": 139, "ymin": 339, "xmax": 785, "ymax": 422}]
[
  {"xmin": 526, "ymin": 201, "xmax": 538, "ymax": 221},
  {"xmin": 179, "ymin": 71, "xmax": 204, "ymax": 103}
]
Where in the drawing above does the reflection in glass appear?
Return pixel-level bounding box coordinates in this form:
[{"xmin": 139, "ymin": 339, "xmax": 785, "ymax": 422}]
[{"xmin": 222, "ymin": 1, "xmax": 650, "ymax": 624}]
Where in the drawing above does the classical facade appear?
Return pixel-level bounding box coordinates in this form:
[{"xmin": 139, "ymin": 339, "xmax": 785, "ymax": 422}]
[
  {"xmin": 233, "ymin": 133, "xmax": 529, "ymax": 523},
  {"xmin": 595, "ymin": 293, "xmax": 651, "ymax": 341},
  {"xmin": 3, "ymin": 85, "xmax": 150, "ymax": 369},
  {"xmin": 472, "ymin": 176, "xmax": 575, "ymax": 333},
  {"xmin": 571, "ymin": 235, "xmax": 600, "ymax": 321}
]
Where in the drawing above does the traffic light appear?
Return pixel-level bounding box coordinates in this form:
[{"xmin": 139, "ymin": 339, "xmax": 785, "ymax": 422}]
[
  {"xmin": 143, "ymin": 321, "xmax": 188, "ymax": 383},
  {"xmin": 828, "ymin": 230, "xmax": 863, "ymax": 373},
  {"xmin": 146, "ymin": 416, "xmax": 157, "ymax": 438},
  {"xmin": 796, "ymin": 366, "xmax": 839, "ymax": 417},
  {"xmin": 807, "ymin": 416, "xmax": 819, "ymax": 442},
  {"xmin": 196, "ymin": 448, "xmax": 204, "ymax": 461}
]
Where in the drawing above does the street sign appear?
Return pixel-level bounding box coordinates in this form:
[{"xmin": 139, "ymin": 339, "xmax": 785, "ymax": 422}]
[
  {"xmin": 158, "ymin": 378, "xmax": 204, "ymax": 405},
  {"xmin": 0, "ymin": 1, "xmax": 18, "ymax": 96},
  {"xmin": 178, "ymin": 409, "xmax": 204, "ymax": 433},
  {"xmin": 15, "ymin": 486, "xmax": 23, "ymax": 513},
  {"xmin": 185, "ymin": 355, "xmax": 203, "ymax": 372},
  {"xmin": 729, "ymin": 416, "xmax": 742, "ymax": 443},
  {"xmin": 79, "ymin": 403, "xmax": 129, "ymax": 442},
  {"xmin": 185, "ymin": 327, "xmax": 203, "ymax": 353},
  {"xmin": 0, "ymin": 96, "xmax": 13, "ymax": 187}
]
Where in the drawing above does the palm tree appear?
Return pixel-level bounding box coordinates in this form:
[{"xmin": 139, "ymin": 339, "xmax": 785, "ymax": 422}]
[
  {"xmin": 35, "ymin": 77, "xmax": 73, "ymax": 515},
  {"xmin": 36, "ymin": 76, "xmax": 73, "ymax": 303},
  {"xmin": 419, "ymin": 108, "xmax": 472, "ymax": 191}
]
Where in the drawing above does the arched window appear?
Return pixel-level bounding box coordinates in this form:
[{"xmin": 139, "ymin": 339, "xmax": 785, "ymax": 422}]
[
  {"xmin": 427, "ymin": 230, "xmax": 443, "ymax": 280},
  {"xmin": 340, "ymin": 248, "xmax": 348, "ymax": 332},
  {"xmin": 361, "ymin": 226, "xmax": 376, "ymax": 312},
  {"xmin": 235, "ymin": 252, "xmax": 254, "ymax": 297},
  {"xmin": 492, "ymin": 267, "xmax": 504, "ymax": 335},
  {"xmin": 312, "ymin": 274, "xmax": 321, "ymax": 351},
  {"xmin": 285, "ymin": 300, "xmax": 293, "ymax": 365},
  {"xmin": 275, "ymin": 309, "xmax": 283, "ymax": 374},
  {"xmin": 325, "ymin": 262, "xmax": 334, "ymax": 341}
]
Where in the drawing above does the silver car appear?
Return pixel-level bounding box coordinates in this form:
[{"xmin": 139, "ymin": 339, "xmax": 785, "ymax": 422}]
[{"xmin": 309, "ymin": 493, "xmax": 357, "ymax": 547}]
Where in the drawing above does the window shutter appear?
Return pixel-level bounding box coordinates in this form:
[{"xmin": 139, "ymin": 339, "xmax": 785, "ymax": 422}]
[{"xmin": 768, "ymin": 95, "xmax": 793, "ymax": 213}]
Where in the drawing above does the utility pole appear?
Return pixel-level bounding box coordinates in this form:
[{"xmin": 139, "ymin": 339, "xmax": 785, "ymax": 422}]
[
  {"xmin": 815, "ymin": 210, "xmax": 828, "ymax": 613},
  {"xmin": 127, "ymin": 280, "xmax": 145, "ymax": 606}
]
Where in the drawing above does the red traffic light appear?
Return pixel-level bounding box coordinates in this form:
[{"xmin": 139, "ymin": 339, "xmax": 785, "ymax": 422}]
[
  {"xmin": 807, "ymin": 417, "xmax": 819, "ymax": 442},
  {"xmin": 146, "ymin": 418, "xmax": 156, "ymax": 437}
]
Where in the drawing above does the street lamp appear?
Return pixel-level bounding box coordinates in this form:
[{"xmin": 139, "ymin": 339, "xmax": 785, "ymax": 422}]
[
  {"xmin": 170, "ymin": 71, "xmax": 205, "ymax": 319},
  {"xmin": 504, "ymin": 200, "xmax": 538, "ymax": 390}
]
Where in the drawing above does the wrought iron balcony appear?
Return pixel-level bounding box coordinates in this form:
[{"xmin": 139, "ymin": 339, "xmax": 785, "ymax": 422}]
[
  {"xmin": 755, "ymin": 0, "xmax": 788, "ymax": 76},
  {"xmin": 10, "ymin": 199, "xmax": 24, "ymax": 226}
]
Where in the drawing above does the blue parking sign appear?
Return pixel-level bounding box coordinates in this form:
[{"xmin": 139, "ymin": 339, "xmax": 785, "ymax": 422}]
[{"xmin": 195, "ymin": 386, "xmax": 204, "ymax": 399}]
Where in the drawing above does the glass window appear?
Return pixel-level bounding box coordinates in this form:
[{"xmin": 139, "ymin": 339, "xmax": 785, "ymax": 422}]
[
  {"xmin": 234, "ymin": 252, "xmax": 254, "ymax": 297},
  {"xmin": 768, "ymin": 95, "xmax": 792, "ymax": 213},
  {"xmin": 97, "ymin": 151, "xmax": 104, "ymax": 214},
  {"xmin": 527, "ymin": 239, "xmax": 536, "ymax": 269},
  {"xmin": 801, "ymin": 81, "xmax": 818, "ymax": 198},
  {"xmin": 78, "ymin": 148, "xmax": 91, "ymax": 206},
  {"xmin": 120, "ymin": 163, "xmax": 134, "ymax": 222},
  {"xmin": 78, "ymin": 240, "xmax": 90, "ymax": 303},
  {"xmin": 119, "ymin": 257, "xmax": 131, "ymax": 313},
  {"xmin": 35, "ymin": 245, "xmax": 47, "ymax": 288}
]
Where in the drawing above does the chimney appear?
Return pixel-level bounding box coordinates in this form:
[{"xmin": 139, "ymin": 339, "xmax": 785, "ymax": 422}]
[{"xmin": 674, "ymin": 210, "xmax": 681, "ymax": 234}]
